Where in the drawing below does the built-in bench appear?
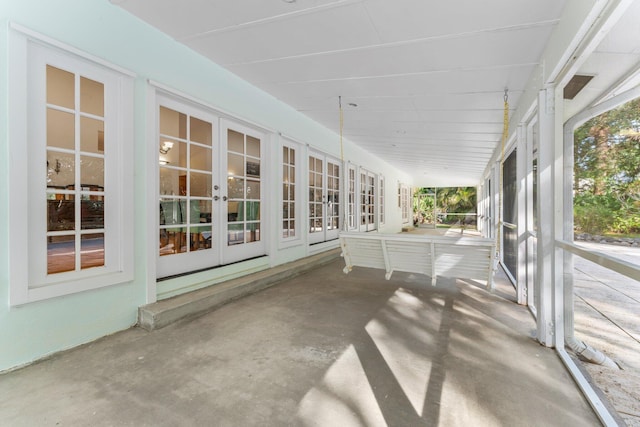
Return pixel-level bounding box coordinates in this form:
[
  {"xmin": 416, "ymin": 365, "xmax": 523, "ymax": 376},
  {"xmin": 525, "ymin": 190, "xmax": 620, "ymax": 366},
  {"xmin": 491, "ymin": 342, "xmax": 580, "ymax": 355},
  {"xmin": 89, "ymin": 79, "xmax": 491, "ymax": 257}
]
[{"xmin": 339, "ymin": 231, "xmax": 496, "ymax": 289}]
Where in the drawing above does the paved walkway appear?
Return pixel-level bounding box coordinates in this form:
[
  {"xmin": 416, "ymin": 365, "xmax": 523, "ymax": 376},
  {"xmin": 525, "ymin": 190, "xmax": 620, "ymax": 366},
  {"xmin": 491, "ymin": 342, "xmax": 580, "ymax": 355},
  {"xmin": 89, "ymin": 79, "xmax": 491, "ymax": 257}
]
[
  {"xmin": 0, "ymin": 257, "xmax": 601, "ymax": 426},
  {"xmin": 573, "ymin": 241, "xmax": 640, "ymax": 426}
]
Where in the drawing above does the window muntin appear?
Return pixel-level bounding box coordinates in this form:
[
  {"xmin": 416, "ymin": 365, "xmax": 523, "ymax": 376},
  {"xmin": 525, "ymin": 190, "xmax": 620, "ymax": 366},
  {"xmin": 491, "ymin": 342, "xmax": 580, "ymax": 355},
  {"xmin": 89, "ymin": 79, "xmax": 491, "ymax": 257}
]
[
  {"xmin": 400, "ymin": 184, "xmax": 411, "ymax": 224},
  {"xmin": 379, "ymin": 176, "xmax": 385, "ymax": 225},
  {"xmin": 347, "ymin": 166, "xmax": 357, "ymax": 230},
  {"xmin": 158, "ymin": 106, "xmax": 214, "ymax": 257},
  {"xmin": 46, "ymin": 65, "xmax": 106, "ymax": 274},
  {"xmin": 327, "ymin": 160, "xmax": 341, "ymax": 232},
  {"xmin": 360, "ymin": 169, "xmax": 377, "ymax": 231},
  {"xmin": 282, "ymin": 145, "xmax": 296, "ymax": 239}
]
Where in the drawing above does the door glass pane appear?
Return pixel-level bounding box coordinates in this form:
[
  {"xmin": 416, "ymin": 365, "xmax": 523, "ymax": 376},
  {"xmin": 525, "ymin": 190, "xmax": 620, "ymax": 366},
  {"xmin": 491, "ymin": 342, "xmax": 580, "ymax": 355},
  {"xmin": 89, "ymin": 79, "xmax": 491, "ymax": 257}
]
[
  {"xmin": 47, "ymin": 65, "xmax": 74, "ymax": 109},
  {"xmin": 160, "ymin": 227, "xmax": 188, "ymax": 255},
  {"xmin": 228, "ymin": 223, "xmax": 243, "ymax": 246},
  {"xmin": 80, "ymin": 76, "xmax": 104, "ymax": 116},
  {"xmin": 80, "ymin": 117, "xmax": 105, "ymax": 154},
  {"xmin": 228, "ymin": 153, "xmax": 244, "ymax": 177},
  {"xmin": 247, "ymin": 222, "xmax": 260, "ymax": 243},
  {"xmin": 159, "ymin": 167, "xmax": 183, "ymax": 196},
  {"xmin": 81, "ymin": 156, "xmax": 104, "ymax": 187},
  {"xmin": 47, "ymin": 151, "xmax": 75, "ymax": 187},
  {"xmin": 160, "ymin": 107, "xmax": 187, "ymax": 139},
  {"xmin": 191, "ymin": 145, "xmax": 212, "ymax": 171},
  {"xmin": 47, "ymin": 109, "xmax": 75, "ymax": 150},
  {"xmin": 228, "ymin": 130, "xmax": 244, "ymax": 154},
  {"xmin": 190, "ymin": 116, "xmax": 212, "ymax": 146},
  {"xmin": 228, "ymin": 177, "xmax": 245, "ymax": 199},
  {"xmin": 190, "ymin": 172, "xmax": 212, "ymax": 197},
  {"xmin": 247, "ymin": 136, "xmax": 260, "ymax": 157},
  {"xmin": 247, "ymin": 180, "xmax": 260, "ymax": 199}
]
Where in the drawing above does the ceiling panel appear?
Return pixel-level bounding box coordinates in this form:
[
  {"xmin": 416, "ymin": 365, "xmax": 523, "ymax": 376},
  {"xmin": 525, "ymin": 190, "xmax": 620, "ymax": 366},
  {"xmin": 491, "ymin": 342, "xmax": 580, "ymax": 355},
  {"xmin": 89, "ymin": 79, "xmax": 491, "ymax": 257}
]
[
  {"xmin": 362, "ymin": 0, "xmax": 564, "ymax": 43},
  {"xmin": 184, "ymin": 2, "xmax": 380, "ymax": 65},
  {"xmin": 110, "ymin": 1, "xmax": 640, "ymax": 186}
]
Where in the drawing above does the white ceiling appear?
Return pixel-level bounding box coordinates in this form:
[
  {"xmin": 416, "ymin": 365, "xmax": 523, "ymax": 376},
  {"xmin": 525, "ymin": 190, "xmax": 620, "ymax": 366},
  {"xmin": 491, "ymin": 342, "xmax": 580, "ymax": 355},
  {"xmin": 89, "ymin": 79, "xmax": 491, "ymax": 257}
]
[{"xmin": 112, "ymin": 0, "xmax": 640, "ymax": 187}]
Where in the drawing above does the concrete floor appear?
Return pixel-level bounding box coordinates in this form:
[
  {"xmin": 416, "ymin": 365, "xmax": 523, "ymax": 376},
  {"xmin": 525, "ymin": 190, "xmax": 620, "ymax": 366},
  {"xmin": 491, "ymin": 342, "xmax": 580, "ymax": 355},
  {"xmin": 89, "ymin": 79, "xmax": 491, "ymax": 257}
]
[{"xmin": 0, "ymin": 258, "xmax": 601, "ymax": 426}]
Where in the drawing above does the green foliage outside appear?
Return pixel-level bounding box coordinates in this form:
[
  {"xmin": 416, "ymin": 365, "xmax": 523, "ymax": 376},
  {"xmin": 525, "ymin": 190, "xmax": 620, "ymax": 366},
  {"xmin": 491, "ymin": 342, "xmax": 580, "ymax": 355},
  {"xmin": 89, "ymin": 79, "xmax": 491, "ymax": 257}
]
[
  {"xmin": 574, "ymin": 98, "xmax": 640, "ymax": 236},
  {"xmin": 413, "ymin": 187, "xmax": 477, "ymax": 227}
]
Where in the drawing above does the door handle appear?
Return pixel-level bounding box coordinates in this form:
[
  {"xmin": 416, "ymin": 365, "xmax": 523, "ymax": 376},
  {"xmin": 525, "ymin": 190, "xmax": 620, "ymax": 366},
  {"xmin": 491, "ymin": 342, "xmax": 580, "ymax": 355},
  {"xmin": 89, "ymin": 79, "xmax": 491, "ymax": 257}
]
[
  {"xmin": 214, "ymin": 196, "xmax": 220, "ymax": 201},
  {"xmin": 223, "ymin": 196, "xmax": 228, "ymax": 201}
]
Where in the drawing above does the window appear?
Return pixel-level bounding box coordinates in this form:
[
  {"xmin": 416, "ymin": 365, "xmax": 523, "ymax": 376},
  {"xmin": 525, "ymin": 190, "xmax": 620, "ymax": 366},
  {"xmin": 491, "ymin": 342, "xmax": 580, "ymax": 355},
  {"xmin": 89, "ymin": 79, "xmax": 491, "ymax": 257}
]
[
  {"xmin": 400, "ymin": 184, "xmax": 411, "ymax": 224},
  {"xmin": 379, "ymin": 176, "xmax": 385, "ymax": 225},
  {"xmin": 360, "ymin": 168, "xmax": 377, "ymax": 231},
  {"xmin": 282, "ymin": 143, "xmax": 297, "ymax": 239},
  {"xmin": 347, "ymin": 165, "xmax": 357, "ymax": 230},
  {"xmin": 9, "ymin": 30, "xmax": 134, "ymax": 305}
]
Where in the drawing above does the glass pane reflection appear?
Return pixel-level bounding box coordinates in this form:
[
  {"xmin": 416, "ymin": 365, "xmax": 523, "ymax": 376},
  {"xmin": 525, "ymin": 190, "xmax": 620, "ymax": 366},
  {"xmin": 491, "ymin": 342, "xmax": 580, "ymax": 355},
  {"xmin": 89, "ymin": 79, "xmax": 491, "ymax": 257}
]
[{"xmin": 81, "ymin": 233, "xmax": 104, "ymax": 269}]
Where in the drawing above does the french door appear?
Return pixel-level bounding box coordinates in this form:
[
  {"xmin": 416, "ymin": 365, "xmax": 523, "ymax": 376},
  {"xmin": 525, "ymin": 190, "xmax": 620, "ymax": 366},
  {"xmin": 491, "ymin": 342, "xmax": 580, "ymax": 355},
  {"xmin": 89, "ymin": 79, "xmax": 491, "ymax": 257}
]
[
  {"xmin": 156, "ymin": 97, "xmax": 264, "ymax": 277},
  {"xmin": 221, "ymin": 120, "xmax": 265, "ymax": 264},
  {"xmin": 359, "ymin": 168, "xmax": 377, "ymax": 231},
  {"xmin": 308, "ymin": 153, "xmax": 341, "ymax": 244}
]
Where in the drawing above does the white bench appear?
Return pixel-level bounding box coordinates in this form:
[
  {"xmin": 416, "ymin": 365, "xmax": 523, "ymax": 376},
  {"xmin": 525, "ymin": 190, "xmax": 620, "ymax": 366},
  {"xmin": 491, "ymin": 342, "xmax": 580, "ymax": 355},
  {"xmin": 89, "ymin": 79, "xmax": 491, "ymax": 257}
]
[{"xmin": 339, "ymin": 232, "xmax": 496, "ymax": 290}]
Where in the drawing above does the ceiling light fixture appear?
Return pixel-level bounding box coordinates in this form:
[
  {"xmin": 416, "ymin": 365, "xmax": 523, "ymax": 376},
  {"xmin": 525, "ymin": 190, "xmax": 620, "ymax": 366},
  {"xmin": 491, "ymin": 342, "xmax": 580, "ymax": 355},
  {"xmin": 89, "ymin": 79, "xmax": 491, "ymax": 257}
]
[
  {"xmin": 348, "ymin": 102, "xmax": 358, "ymax": 107},
  {"xmin": 159, "ymin": 140, "xmax": 174, "ymax": 155},
  {"xmin": 282, "ymin": 0, "xmax": 296, "ymax": 3}
]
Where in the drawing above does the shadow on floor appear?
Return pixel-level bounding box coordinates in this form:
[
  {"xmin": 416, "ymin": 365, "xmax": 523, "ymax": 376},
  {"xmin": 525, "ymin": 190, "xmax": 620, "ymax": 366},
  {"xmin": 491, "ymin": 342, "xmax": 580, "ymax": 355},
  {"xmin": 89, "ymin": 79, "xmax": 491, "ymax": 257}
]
[{"xmin": 0, "ymin": 260, "xmax": 601, "ymax": 426}]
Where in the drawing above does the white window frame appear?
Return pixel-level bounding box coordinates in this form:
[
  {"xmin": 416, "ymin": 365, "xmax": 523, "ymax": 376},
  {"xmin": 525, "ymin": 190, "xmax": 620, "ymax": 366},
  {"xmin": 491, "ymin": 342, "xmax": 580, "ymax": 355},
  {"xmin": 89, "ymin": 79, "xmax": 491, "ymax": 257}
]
[
  {"xmin": 400, "ymin": 183, "xmax": 411, "ymax": 225},
  {"xmin": 279, "ymin": 137, "xmax": 302, "ymax": 247},
  {"xmin": 379, "ymin": 175, "xmax": 385, "ymax": 225},
  {"xmin": 347, "ymin": 163, "xmax": 358, "ymax": 230},
  {"xmin": 359, "ymin": 167, "xmax": 377, "ymax": 232},
  {"xmin": 8, "ymin": 26, "xmax": 134, "ymax": 306},
  {"xmin": 308, "ymin": 151, "xmax": 341, "ymax": 244}
]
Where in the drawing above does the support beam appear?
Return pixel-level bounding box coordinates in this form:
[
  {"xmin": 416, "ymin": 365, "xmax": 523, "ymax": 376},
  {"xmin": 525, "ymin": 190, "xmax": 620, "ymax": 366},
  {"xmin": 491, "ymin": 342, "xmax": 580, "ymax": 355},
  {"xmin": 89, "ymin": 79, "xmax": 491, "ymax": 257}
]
[{"xmin": 536, "ymin": 87, "xmax": 556, "ymax": 347}]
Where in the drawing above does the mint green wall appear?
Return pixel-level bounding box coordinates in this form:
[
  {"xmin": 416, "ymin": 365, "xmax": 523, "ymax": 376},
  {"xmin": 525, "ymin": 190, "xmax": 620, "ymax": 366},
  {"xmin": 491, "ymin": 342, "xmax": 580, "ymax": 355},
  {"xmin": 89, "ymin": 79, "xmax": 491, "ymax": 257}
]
[{"xmin": 0, "ymin": 0, "xmax": 409, "ymax": 371}]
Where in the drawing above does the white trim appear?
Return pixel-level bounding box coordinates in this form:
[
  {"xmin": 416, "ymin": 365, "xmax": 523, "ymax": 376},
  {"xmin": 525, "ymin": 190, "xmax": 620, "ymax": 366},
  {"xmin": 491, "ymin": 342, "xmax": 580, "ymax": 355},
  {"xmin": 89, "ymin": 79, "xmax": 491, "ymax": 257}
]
[
  {"xmin": 145, "ymin": 85, "xmax": 159, "ymax": 304},
  {"xmin": 148, "ymin": 79, "xmax": 275, "ymax": 134},
  {"xmin": 556, "ymin": 349, "xmax": 619, "ymax": 426},
  {"xmin": 9, "ymin": 22, "xmax": 136, "ymax": 78}
]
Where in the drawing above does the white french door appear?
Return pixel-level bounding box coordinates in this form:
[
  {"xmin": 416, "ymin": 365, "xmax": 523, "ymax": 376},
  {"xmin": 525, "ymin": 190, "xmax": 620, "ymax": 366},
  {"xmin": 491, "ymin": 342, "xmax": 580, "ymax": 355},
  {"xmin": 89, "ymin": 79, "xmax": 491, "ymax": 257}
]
[
  {"xmin": 308, "ymin": 153, "xmax": 341, "ymax": 244},
  {"xmin": 156, "ymin": 99, "xmax": 266, "ymax": 277},
  {"xmin": 157, "ymin": 97, "xmax": 220, "ymax": 278},
  {"xmin": 359, "ymin": 168, "xmax": 377, "ymax": 232},
  {"xmin": 221, "ymin": 120, "xmax": 266, "ymax": 264}
]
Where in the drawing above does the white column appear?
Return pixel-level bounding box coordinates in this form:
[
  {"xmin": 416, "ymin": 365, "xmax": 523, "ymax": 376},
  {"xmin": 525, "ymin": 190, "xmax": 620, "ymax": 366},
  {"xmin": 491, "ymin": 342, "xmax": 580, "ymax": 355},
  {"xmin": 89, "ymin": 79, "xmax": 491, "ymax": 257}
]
[
  {"xmin": 536, "ymin": 86, "xmax": 556, "ymax": 347},
  {"xmin": 516, "ymin": 124, "xmax": 527, "ymax": 305}
]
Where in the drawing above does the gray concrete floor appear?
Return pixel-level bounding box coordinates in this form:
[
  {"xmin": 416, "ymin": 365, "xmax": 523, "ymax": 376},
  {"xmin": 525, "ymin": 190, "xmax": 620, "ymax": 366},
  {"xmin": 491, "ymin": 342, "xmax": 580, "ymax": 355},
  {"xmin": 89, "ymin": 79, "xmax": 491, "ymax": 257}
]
[{"xmin": 0, "ymin": 258, "xmax": 601, "ymax": 426}]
